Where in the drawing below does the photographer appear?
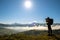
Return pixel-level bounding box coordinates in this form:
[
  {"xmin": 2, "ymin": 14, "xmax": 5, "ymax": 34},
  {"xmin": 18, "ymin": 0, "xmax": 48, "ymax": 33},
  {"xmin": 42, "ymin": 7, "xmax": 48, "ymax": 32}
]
[{"xmin": 46, "ymin": 17, "xmax": 53, "ymax": 36}]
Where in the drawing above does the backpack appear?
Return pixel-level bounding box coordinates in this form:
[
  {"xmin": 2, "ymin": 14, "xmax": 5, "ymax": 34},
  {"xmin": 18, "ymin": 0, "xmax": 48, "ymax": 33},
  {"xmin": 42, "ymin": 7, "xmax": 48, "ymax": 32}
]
[{"xmin": 50, "ymin": 19, "xmax": 53, "ymax": 25}]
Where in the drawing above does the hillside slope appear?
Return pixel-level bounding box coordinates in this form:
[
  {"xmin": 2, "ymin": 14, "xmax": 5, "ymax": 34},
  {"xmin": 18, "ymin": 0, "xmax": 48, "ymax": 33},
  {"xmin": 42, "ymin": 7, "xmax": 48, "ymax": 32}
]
[{"xmin": 0, "ymin": 30, "xmax": 60, "ymax": 40}]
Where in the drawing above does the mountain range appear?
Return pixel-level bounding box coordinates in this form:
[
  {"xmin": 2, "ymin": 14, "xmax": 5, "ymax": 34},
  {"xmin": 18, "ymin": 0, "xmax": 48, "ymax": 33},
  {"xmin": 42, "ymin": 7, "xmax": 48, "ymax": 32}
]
[{"xmin": 0, "ymin": 22, "xmax": 60, "ymax": 27}]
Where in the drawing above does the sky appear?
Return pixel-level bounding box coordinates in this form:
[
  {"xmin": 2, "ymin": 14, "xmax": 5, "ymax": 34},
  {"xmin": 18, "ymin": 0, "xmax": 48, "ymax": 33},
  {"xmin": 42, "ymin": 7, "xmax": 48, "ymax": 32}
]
[{"xmin": 0, "ymin": 0, "xmax": 60, "ymax": 24}]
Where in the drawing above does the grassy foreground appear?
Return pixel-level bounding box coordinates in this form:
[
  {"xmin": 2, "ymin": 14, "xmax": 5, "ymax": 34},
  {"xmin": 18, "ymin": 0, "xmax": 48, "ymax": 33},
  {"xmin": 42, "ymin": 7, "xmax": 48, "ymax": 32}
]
[{"xmin": 0, "ymin": 30, "xmax": 60, "ymax": 40}]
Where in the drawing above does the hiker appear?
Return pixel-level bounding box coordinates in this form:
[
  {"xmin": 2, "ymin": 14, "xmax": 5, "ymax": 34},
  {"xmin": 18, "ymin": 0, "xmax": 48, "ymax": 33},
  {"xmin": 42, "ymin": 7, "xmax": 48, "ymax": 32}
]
[{"xmin": 45, "ymin": 17, "xmax": 53, "ymax": 36}]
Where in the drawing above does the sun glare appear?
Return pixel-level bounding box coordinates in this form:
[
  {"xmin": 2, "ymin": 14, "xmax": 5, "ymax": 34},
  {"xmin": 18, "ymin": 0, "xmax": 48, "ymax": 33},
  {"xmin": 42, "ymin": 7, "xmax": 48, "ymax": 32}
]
[{"xmin": 24, "ymin": 1, "xmax": 32, "ymax": 8}]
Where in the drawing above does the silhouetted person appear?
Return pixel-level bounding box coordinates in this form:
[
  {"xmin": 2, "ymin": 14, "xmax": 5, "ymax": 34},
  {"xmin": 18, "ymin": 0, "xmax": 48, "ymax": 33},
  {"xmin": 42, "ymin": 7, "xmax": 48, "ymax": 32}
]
[{"xmin": 45, "ymin": 17, "xmax": 53, "ymax": 36}]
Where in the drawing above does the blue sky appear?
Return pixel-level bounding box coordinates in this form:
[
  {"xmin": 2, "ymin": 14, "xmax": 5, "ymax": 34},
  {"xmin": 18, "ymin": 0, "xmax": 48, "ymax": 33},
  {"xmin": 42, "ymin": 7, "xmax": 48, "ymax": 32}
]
[{"xmin": 0, "ymin": 0, "xmax": 60, "ymax": 24}]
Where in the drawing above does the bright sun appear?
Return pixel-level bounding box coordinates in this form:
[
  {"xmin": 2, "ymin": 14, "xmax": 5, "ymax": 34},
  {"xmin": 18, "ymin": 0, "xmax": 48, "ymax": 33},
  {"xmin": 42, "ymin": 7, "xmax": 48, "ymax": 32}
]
[{"xmin": 24, "ymin": 1, "xmax": 32, "ymax": 8}]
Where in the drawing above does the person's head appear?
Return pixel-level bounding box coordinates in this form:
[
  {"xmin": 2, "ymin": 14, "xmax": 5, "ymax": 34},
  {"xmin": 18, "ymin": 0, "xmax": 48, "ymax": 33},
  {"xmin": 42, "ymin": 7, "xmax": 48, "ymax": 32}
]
[{"xmin": 47, "ymin": 17, "xmax": 50, "ymax": 19}]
